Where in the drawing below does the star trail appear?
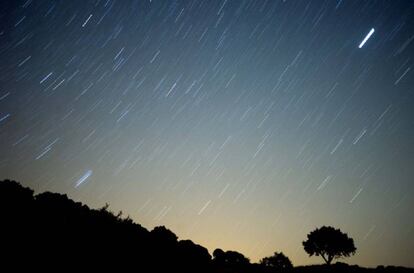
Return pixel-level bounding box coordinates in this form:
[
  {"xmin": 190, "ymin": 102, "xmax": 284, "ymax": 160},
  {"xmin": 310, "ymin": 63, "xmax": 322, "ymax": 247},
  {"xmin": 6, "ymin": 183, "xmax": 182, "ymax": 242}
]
[
  {"xmin": 359, "ymin": 28, "xmax": 375, "ymax": 49},
  {"xmin": 1, "ymin": 0, "xmax": 413, "ymax": 267}
]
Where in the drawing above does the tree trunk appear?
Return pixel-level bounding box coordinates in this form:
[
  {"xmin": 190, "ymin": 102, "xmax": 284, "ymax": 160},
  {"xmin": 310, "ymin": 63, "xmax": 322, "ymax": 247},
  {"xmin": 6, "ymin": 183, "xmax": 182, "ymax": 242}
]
[
  {"xmin": 321, "ymin": 253, "xmax": 329, "ymax": 265},
  {"xmin": 327, "ymin": 255, "xmax": 333, "ymax": 265},
  {"xmin": 320, "ymin": 253, "xmax": 333, "ymax": 265}
]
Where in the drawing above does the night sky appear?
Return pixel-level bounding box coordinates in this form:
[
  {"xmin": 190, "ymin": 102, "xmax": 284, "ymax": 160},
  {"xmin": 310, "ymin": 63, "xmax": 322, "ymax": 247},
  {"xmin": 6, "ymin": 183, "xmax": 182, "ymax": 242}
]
[{"xmin": 1, "ymin": 0, "xmax": 413, "ymax": 267}]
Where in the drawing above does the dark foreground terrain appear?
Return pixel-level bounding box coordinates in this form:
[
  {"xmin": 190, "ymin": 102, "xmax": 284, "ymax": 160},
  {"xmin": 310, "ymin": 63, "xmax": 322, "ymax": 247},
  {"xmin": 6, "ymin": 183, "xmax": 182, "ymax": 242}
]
[{"xmin": 1, "ymin": 179, "xmax": 412, "ymax": 272}]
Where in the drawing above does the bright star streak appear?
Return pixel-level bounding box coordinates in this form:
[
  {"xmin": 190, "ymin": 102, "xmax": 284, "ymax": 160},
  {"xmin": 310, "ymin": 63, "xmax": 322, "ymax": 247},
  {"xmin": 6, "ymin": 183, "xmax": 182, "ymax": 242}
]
[
  {"xmin": 75, "ymin": 170, "xmax": 93, "ymax": 188},
  {"xmin": 359, "ymin": 28, "xmax": 375, "ymax": 48}
]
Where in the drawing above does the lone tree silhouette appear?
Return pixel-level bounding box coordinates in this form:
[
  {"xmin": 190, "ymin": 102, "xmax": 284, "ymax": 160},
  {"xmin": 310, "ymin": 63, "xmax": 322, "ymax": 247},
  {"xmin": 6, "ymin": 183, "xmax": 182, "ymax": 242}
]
[
  {"xmin": 302, "ymin": 226, "xmax": 356, "ymax": 265},
  {"xmin": 260, "ymin": 251, "xmax": 293, "ymax": 271}
]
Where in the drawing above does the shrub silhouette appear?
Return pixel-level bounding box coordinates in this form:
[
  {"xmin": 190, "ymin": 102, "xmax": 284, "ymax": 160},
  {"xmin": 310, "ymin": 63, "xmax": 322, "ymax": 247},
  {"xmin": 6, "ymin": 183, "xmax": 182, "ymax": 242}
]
[
  {"xmin": 260, "ymin": 251, "xmax": 293, "ymax": 272},
  {"xmin": 302, "ymin": 226, "xmax": 356, "ymax": 265},
  {"xmin": 151, "ymin": 225, "xmax": 178, "ymax": 244},
  {"xmin": 213, "ymin": 248, "xmax": 250, "ymax": 266},
  {"xmin": 213, "ymin": 248, "xmax": 227, "ymax": 264},
  {"xmin": 212, "ymin": 248, "xmax": 252, "ymax": 273},
  {"xmin": 177, "ymin": 239, "xmax": 212, "ymax": 271}
]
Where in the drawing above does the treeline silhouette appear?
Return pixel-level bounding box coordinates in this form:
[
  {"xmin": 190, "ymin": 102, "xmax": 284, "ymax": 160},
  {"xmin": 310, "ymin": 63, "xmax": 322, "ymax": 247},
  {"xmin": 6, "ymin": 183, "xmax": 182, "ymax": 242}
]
[{"xmin": 1, "ymin": 179, "xmax": 412, "ymax": 272}]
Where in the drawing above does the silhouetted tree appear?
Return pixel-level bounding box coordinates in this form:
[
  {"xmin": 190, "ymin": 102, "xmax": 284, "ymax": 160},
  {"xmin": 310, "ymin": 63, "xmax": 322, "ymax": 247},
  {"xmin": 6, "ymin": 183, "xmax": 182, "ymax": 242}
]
[
  {"xmin": 229, "ymin": 250, "xmax": 250, "ymax": 265},
  {"xmin": 213, "ymin": 248, "xmax": 226, "ymax": 265},
  {"xmin": 213, "ymin": 248, "xmax": 250, "ymax": 272},
  {"xmin": 302, "ymin": 226, "xmax": 356, "ymax": 265},
  {"xmin": 260, "ymin": 251, "xmax": 293, "ymax": 271},
  {"xmin": 213, "ymin": 248, "xmax": 254, "ymax": 273},
  {"xmin": 177, "ymin": 239, "xmax": 211, "ymax": 272},
  {"xmin": 151, "ymin": 225, "xmax": 178, "ymax": 243}
]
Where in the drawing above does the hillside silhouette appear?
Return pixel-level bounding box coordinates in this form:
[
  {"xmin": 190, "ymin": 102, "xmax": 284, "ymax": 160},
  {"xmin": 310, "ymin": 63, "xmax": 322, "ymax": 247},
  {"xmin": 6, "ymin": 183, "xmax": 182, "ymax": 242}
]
[{"xmin": 1, "ymin": 179, "xmax": 413, "ymax": 272}]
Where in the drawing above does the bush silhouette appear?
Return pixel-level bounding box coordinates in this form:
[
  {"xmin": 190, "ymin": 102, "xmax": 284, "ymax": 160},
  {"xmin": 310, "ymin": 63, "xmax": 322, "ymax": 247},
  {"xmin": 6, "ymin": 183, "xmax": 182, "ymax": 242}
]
[
  {"xmin": 213, "ymin": 248, "xmax": 250, "ymax": 266},
  {"xmin": 212, "ymin": 248, "xmax": 252, "ymax": 273},
  {"xmin": 260, "ymin": 251, "xmax": 293, "ymax": 272},
  {"xmin": 151, "ymin": 225, "xmax": 178, "ymax": 244},
  {"xmin": 177, "ymin": 239, "xmax": 212, "ymax": 271},
  {"xmin": 302, "ymin": 226, "xmax": 356, "ymax": 265}
]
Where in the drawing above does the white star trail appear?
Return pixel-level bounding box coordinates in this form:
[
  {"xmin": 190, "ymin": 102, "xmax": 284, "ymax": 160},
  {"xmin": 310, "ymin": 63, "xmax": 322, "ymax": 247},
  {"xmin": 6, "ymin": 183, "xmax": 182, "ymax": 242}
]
[{"xmin": 359, "ymin": 28, "xmax": 375, "ymax": 48}]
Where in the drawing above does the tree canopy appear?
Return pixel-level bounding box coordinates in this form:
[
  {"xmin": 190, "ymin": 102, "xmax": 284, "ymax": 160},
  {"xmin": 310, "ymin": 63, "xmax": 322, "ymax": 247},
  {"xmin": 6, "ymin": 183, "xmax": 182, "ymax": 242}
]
[
  {"xmin": 302, "ymin": 226, "xmax": 356, "ymax": 265},
  {"xmin": 260, "ymin": 251, "xmax": 293, "ymax": 271}
]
